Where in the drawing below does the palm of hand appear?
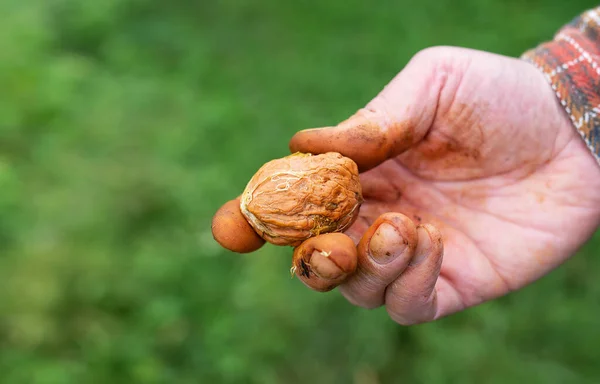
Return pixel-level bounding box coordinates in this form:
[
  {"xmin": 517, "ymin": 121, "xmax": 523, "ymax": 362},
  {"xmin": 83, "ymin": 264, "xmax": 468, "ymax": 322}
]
[
  {"xmin": 214, "ymin": 47, "xmax": 600, "ymax": 324},
  {"xmin": 338, "ymin": 48, "xmax": 600, "ymax": 316},
  {"xmin": 290, "ymin": 48, "xmax": 600, "ymax": 324}
]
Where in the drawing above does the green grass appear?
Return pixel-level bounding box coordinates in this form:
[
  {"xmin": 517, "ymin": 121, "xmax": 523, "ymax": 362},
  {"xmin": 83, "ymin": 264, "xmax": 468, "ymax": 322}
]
[{"xmin": 1, "ymin": 0, "xmax": 600, "ymax": 382}]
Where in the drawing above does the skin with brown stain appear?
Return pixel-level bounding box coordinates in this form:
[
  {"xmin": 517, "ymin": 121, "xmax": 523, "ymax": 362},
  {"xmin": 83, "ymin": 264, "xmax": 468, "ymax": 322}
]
[
  {"xmin": 357, "ymin": 213, "xmax": 418, "ymax": 266},
  {"xmin": 211, "ymin": 198, "xmax": 265, "ymax": 253},
  {"xmin": 290, "ymin": 111, "xmax": 416, "ymax": 174},
  {"xmin": 213, "ymin": 46, "xmax": 600, "ymax": 325},
  {"xmin": 294, "ymin": 47, "xmax": 600, "ymax": 319},
  {"xmin": 291, "ymin": 233, "xmax": 358, "ymax": 292}
]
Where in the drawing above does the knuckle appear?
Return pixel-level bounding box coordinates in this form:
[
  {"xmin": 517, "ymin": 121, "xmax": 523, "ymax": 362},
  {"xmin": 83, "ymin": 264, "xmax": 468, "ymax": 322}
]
[
  {"xmin": 386, "ymin": 306, "xmax": 427, "ymax": 326},
  {"xmin": 386, "ymin": 307, "xmax": 417, "ymax": 326},
  {"xmin": 342, "ymin": 291, "xmax": 372, "ymax": 309},
  {"xmin": 411, "ymin": 45, "xmax": 457, "ymax": 64},
  {"xmin": 340, "ymin": 281, "xmax": 384, "ymax": 309},
  {"xmin": 385, "ymin": 291, "xmax": 437, "ymax": 326}
]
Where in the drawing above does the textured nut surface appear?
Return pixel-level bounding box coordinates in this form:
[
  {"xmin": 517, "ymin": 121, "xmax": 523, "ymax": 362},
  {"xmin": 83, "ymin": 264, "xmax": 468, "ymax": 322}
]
[{"xmin": 240, "ymin": 152, "xmax": 363, "ymax": 246}]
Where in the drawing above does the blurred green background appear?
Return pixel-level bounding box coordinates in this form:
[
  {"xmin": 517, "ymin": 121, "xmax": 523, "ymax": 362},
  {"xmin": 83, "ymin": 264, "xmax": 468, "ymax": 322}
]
[{"xmin": 2, "ymin": 0, "xmax": 600, "ymax": 383}]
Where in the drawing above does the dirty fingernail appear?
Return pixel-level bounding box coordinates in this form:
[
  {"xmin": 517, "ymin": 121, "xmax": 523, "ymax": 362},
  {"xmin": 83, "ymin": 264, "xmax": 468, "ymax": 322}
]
[
  {"xmin": 412, "ymin": 226, "xmax": 432, "ymax": 265},
  {"xmin": 369, "ymin": 223, "xmax": 407, "ymax": 264}
]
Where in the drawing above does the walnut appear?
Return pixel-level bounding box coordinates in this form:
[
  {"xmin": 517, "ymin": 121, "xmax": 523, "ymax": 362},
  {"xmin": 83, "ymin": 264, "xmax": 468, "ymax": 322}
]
[{"xmin": 240, "ymin": 152, "xmax": 363, "ymax": 246}]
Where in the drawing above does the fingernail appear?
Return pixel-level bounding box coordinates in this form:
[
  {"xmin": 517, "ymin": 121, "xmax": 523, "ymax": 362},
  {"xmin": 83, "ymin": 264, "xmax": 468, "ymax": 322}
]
[
  {"xmin": 309, "ymin": 250, "xmax": 345, "ymax": 280},
  {"xmin": 412, "ymin": 226, "xmax": 432, "ymax": 265},
  {"xmin": 369, "ymin": 223, "xmax": 407, "ymax": 264}
]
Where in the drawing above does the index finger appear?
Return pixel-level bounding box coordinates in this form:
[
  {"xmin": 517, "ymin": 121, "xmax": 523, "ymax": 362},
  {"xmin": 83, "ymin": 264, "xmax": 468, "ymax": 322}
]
[
  {"xmin": 289, "ymin": 50, "xmax": 446, "ymax": 172},
  {"xmin": 288, "ymin": 109, "xmax": 413, "ymax": 172}
]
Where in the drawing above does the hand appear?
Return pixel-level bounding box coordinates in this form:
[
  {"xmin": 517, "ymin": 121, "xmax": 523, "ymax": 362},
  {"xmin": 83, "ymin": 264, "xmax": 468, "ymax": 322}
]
[{"xmin": 214, "ymin": 46, "xmax": 600, "ymax": 325}]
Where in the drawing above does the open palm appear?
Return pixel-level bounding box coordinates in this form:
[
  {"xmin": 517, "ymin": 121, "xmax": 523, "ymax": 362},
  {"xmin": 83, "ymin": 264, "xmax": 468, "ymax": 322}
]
[{"xmin": 288, "ymin": 46, "xmax": 600, "ymax": 324}]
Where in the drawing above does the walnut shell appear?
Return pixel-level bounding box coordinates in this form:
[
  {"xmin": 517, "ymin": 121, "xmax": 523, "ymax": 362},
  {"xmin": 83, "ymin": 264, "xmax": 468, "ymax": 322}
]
[{"xmin": 240, "ymin": 152, "xmax": 363, "ymax": 247}]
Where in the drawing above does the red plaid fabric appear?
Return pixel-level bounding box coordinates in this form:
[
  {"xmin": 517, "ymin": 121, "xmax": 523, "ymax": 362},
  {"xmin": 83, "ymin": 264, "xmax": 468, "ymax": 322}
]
[{"xmin": 522, "ymin": 7, "xmax": 600, "ymax": 165}]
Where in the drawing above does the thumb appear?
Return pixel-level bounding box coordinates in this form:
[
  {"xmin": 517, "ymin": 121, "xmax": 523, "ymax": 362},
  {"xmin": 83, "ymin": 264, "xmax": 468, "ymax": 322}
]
[{"xmin": 289, "ymin": 48, "xmax": 449, "ymax": 172}]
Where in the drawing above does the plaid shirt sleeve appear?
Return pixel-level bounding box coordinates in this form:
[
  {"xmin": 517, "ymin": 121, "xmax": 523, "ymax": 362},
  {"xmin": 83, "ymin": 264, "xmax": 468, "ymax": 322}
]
[{"xmin": 521, "ymin": 7, "xmax": 600, "ymax": 165}]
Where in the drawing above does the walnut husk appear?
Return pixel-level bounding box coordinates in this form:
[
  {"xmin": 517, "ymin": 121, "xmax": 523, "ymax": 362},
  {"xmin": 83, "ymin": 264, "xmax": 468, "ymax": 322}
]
[{"xmin": 240, "ymin": 152, "xmax": 363, "ymax": 246}]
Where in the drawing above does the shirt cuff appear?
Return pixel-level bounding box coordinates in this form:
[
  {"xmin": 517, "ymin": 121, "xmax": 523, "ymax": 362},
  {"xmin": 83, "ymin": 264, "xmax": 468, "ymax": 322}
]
[{"xmin": 521, "ymin": 7, "xmax": 600, "ymax": 166}]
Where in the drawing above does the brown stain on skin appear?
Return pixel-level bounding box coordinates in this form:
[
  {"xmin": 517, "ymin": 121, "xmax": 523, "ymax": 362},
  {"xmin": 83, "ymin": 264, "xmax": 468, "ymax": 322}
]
[
  {"xmin": 289, "ymin": 109, "xmax": 416, "ymax": 173},
  {"xmin": 212, "ymin": 198, "xmax": 266, "ymax": 253},
  {"xmin": 455, "ymin": 184, "xmax": 491, "ymax": 205},
  {"xmin": 292, "ymin": 232, "xmax": 358, "ymax": 292},
  {"xmin": 531, "ymin": 242, "xmax": 557, "ymax": 269},
  {"xmin": 357, "ymin": 212, "xmax": 419, "ymax": 271},
  {"xmin": 387, "ymin": 120, "xmax": 415, "ymax": 159},
  {"xmin": 386, "ymin": 202, "xmax": 452, "ymax": 235},
  {"xmin": 329, "ymin": 119, "xmax": 387, "ymax": 172},
  {"xmin": 536, "ymin": 179, "xmax": 553, "ymax": 204},
  {"xmin": 536, "ymin": 193, "xmax": 545, "ymax": 203},
  {"xmin": 398, "ymin": 102, "xmax": 487, "ymax": 177},
  {"xmin": 416, "ymin": 131, "xmax": 481, "ymax": 162},
  {"xmin": 359, "ymin": 167, "xmax": 405, "ymax": 202},
  {"xmin": 334, "ymin": 109, "xmax": 416, "ymax": 172}
]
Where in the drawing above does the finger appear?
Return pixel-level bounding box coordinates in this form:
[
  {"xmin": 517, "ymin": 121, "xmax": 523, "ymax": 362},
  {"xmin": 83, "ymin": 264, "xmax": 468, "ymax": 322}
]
[
  {"xmin": 384, "ymin": 224, "xmax": 444, "ymax": 325},
  {"xmin": 338, "ymin": 212, "xmax": 419, "ymax": 308},
  {"xmin": 289, "ymin": 111, "xmax": 413, "ymax": 172},
  {"xmin": 291, "ymin": 233, "xmax": 358, "ymax": 292},
  {"xmin": 289, "ymin": 50, "xmax": 446, "ymax": 172},
  {"xmin": 211, "ymin": 197, "xmax": 266, "ymax": 253}
]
